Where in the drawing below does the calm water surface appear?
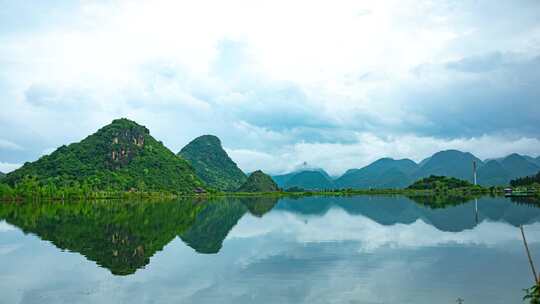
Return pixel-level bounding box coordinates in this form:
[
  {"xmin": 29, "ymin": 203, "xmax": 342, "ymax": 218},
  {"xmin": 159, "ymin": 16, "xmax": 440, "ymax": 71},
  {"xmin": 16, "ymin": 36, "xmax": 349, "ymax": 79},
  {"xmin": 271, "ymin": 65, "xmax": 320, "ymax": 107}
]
[{"xmin": 1, "ymin": 195, "xmax": 539, "ymax": 304}]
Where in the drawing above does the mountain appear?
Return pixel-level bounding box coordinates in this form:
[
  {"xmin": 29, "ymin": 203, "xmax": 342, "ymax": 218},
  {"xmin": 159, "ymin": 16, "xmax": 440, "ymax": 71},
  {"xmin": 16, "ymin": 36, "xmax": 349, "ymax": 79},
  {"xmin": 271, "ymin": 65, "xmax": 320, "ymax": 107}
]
[
  {"xmin": 335, "ymin": 158, "xmax": 419, "ymax": 189},
  {"xmin": 272, "ymin": 172, "xmax": 297, "ymax": 187},
  {"xmin": 282, "ymin": 170, "xmax": 334, "ymax": 190},
  {"xmin": 498, "ymin": 153, "xmax": 540, "ymax": 180},
  {"xmin": 3, "ymin": 118, "xmax": 205, "ymax": 193},
  {"xmin": 477, "ymin": 160, "xmax": 510, "ymax": 186},
  {"xmin": 520, "ymin": 155, "xmax": 540, "ymax": 167},
  {"xmin": 413, "ymin": 150, "xmax": 482, "ymax": 183},
  {"xmin": 0, "ymin": 171, "xmax": 4, "ymax": 179},
  {"xmin": 272, "ymin": 169, "xmax": 334, "ymax": 190},
  {"xmin": 237, "ymin": 170, "xmax": 279, "ymax": 192},
  {"xmin": 178, "ymin": 135, "xmax": 246, "ymax": 191}
]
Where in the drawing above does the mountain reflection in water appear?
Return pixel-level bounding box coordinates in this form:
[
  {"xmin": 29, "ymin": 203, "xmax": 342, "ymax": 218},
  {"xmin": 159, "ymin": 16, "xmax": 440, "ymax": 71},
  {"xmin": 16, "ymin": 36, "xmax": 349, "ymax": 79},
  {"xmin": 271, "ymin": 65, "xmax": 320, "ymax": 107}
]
[{"xmin": 1, "ymin": 195, "xmax": 539, "ymax": 304}]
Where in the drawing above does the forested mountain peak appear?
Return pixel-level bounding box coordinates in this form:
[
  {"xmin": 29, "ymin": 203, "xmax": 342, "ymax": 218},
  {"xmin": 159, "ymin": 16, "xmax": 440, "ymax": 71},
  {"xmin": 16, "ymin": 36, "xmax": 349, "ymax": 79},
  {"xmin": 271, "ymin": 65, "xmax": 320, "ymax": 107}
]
[
  {"xmin": 3, "ymin": 118, "xmax": 205, "ymax": 193},
  {"xmin": 179, "ymin": 134, "xmax": 246, "ymax": 191},
  {"xmin": 238, "ymin": 170, "xmax": 279, "ymax": 192}
]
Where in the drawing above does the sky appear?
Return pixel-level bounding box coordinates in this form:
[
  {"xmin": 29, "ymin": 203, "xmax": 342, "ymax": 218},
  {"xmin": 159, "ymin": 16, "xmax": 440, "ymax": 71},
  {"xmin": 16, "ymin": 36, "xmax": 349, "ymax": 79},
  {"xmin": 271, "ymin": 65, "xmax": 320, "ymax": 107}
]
[{"xmin": 1, "ymin": 0, "xmax": 540, "ymax": 175}]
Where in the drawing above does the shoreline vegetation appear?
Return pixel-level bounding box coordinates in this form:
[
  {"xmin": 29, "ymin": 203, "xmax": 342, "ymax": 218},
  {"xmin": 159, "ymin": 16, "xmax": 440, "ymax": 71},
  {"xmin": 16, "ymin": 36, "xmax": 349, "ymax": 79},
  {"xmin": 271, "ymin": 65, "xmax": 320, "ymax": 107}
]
[
  {"xmin": 0, "ymin": 178, "xmax": 511, "ymax": 203},
  {"xmin": 1, "ymin": 171, "xmax": 539, "ymax": 203}
]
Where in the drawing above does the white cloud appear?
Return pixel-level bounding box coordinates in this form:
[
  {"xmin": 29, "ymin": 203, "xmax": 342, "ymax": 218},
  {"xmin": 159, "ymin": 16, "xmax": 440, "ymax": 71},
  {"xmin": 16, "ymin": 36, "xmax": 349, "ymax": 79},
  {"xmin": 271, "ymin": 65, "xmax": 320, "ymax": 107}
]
[
  {"xmin": 0, "ymin": 0, "xmax": 539, "ymax": 171},
  {"xmin": 0, "ymin": 162, "xmax": 22, "ymax": 173},
  {"xmin": 0, "ymin": 221, "xmax": 16, "ymax": 233},
  {"xmin": 229, "ymin": 208, "xmax": 540, "ymax": 251},
  {"xmin": 228, "ymin": 133, "xmax": 540, "ymax": 176},
  {"xmin": 0, "ymin": 139, "xmax": 23, "ymax": 151}
]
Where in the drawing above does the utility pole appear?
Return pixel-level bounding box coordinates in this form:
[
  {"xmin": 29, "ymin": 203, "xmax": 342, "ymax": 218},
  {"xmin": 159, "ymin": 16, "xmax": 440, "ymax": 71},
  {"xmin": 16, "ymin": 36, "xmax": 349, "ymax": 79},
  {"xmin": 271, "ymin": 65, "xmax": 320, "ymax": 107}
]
[
  {"xmin": 473, "ymin": 160, "xmax": 478, "ymax": 223},
  {"xmin": 473, "ymin": 160, "xmax": 477, "ymax": 186}
]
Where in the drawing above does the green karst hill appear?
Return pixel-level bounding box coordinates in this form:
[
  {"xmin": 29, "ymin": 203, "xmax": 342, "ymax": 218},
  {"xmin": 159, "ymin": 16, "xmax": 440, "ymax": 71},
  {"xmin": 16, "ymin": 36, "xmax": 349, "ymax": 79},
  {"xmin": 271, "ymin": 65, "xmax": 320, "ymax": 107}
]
[
  {"xmin": 3, "ymin": 118, "xmax": 205, "ymax": 193},
  {"xmin": 179, "ymin": 135, "xmax": 246, "ymax": 191},
  {"xmin": 237, "ymin": 170, "xmax": 279, "ymax": 192}
]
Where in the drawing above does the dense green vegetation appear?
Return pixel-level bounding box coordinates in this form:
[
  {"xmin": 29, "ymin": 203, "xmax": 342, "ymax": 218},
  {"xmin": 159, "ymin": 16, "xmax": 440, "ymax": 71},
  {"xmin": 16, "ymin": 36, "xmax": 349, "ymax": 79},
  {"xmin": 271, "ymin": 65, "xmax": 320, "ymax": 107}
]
[
  {"xmin": 0, "ymin": 175, "xmax": 194, "ymax": 201},
  {"xmin": 510, "ymin": 171, "xmax": 540, "ymax": 187},
  {"xmin": 0, "ymin": 199, "xmax": 203, "ymax": 275},
  {"xmin": 2, "ymin": 118, "xmax": 205, "ymax": 195},
  {"xmin": 408, "ymin": 175, "xmax": 476, "ymax": 190},
  {"xmin": 178, "ymin": 135, "xmax": 246, "ymax": 191},
  {"xmin": 237, "ymin": 170, "xmax": 279, "ymax": 192}
]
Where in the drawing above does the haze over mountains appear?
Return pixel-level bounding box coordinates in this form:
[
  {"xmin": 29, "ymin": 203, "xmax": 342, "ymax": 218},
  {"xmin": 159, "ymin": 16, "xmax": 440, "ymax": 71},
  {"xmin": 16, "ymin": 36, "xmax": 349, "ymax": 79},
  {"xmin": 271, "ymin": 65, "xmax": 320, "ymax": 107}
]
[{"xmin": 272, "ymin": 150, "xmax": 540, "ymax": 190}]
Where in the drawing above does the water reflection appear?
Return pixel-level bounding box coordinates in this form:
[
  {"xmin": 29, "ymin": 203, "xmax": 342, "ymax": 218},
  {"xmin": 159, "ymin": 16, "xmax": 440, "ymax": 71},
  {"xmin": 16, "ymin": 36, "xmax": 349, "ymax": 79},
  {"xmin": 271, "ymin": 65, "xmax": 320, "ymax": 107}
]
[
  {"xmin": 1, "ymin": 195, "xmax": 539, "ymax": 276},
  {"xmin": 1, "ymin": 195, "xmax": 540, "ymax": 303},
  {"xmin": 0, "ymin": 196, "xmax": 280, "ymax": 273},
  {"xmin": 180, "ymin": 197, "xmax": 279, "ymax": 254},
  {"xmin": 0, "ymin": 199, "xmax": 204, "ymax": 275}
]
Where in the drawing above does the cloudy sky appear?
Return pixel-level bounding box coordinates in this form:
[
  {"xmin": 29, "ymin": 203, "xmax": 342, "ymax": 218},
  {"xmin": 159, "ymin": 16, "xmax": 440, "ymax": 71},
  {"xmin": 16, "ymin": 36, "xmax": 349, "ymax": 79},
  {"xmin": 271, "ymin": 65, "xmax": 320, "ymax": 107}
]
[{"xmin": 1, "ymin": 0, "xmax": 539, "ymax": 175}]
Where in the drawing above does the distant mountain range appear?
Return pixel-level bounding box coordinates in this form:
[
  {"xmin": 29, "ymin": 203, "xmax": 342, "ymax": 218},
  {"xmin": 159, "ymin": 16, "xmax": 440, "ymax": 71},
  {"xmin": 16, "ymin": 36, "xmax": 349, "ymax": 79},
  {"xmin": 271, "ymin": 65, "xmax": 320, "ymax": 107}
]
[{"xmin": 272, "ymin": 150, "xmax": 540, "ymax": 190}]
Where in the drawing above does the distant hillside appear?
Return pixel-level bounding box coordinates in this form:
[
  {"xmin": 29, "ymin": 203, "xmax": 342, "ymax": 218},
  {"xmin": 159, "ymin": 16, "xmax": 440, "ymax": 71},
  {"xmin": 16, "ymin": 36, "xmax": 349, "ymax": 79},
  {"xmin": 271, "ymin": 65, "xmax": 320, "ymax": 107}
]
[
  {"xmin": 413, "ymin": 150, "xmax": 482, "ymax": 183},
  {"xmin": 499, "ymin": 153, "xmax": 539, "ymax": 180},
  {"xmin": 272, "ymin": 172, "xmax": 297, "ymax": 187},
  {"xmin": 0, "ymin": 171, "xmax": 4, "ymax": 179},
  {"xmin": 283, "ymin": 170, "xmax": 333, "ymax": 190},
  {"xmin": 335, "ymin": 158, "xmax": 418, "ymax": 189},
  {"xmin": 331, "ymin": 150, "xmax": 540, "ymax": 189},
  {"xmin": 3, "ymin": 118, "xmax": 205, "ymax": 193},
  {"xmin": 522, "ymin": 155, "xmax": 540, "ymax": 167},
  {"xmin": 477, "ymin": 160, "xmax": 510, "ymax": 186},
  {"xmin": 273, "ymin": 169, "xmax": 334, "ymax": 190},
  {"xmin": 179, "ymin": 135, "xmax": 246, "ymax": 191},
  {"xmin": 238, "ymin": 170, "xmax": 279, "ymax": 192}
]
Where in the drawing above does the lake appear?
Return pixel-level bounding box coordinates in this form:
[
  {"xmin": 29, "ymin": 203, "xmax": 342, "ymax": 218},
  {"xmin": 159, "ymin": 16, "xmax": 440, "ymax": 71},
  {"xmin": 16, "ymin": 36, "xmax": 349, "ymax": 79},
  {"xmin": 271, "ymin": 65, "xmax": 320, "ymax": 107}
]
[{"xmin": 1, "ymin": 195, "xmax": 539, "ymax": 303}]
